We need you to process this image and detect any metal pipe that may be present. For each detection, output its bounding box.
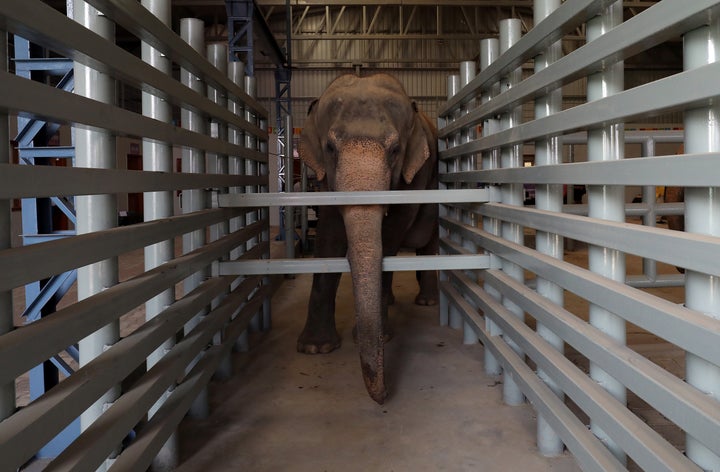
[479,37,503,376]
[180,17,210,420]
[244,75,263,332]
[140,0,178,468]
[459,61,479,345]
[683,21,720,471]
[499,18,525,407]
[0,30,13,423]
[586,1,626,464]
[72,1,119,469]
[206,42,233,381]
[445,74,462,331]
[227,60,250,352]
[533,0,563,457]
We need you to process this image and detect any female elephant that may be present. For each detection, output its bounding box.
[297,73,439,404]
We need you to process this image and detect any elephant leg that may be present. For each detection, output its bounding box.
[297,205,346,354]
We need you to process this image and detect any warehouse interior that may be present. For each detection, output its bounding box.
[1,1,719,471]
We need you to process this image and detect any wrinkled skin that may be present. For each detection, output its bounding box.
[297,74,439,404]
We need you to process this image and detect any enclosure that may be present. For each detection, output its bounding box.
[1,0,720,471]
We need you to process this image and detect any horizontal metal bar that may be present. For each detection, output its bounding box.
[439,0,720,136]
[0,223,267,386]
[626,274,685,289]
[219,189,488,207]
[17,146,75,159]
[80,0,267,118]
[0,0,268,137]
[439,0,614,115]
[0,208,251,292]
[440,153,719,187]
[482,268,720,456]
[440,281,626,472]
[42,276,263,472]
[441,60,720,160]
[0,71,267,163]
[443,273,702,471]
[477,203,720,277]
[219,254,490,275]
[0,164,266,199]
[440,216,720,368]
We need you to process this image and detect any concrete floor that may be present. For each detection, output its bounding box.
[175,268,582,472]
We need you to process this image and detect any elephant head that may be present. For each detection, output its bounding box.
[299,74,433,403]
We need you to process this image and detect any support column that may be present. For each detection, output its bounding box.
[586,2,626,464]
[445,74,462,330]
[683,21,720,471]
[141,0,177,468]
[533,0,564,456]
[244,75,263,332]
[498,18,525,407]
[180,17,210,419]
[73,2,120,469]
[479,37,503,377]
[459,61,480,346]
[0,30,14,424]
[227,61,250,352]
[207,42,233,381]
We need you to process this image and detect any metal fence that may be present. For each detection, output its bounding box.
[438,0,720,470]
[0,0,274,470]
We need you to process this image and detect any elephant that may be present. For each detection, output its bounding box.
[297,73,439,404]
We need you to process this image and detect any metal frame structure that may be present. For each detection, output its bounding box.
[437,0,720,470]
[0,0,273,470]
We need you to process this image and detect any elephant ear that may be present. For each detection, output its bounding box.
[300,99,326,181]
[402,104,435,184]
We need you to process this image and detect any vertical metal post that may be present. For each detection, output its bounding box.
[227,61,250,352]
[641,138,658,283]
[0,30,13,424]
[446,74,463,331]
[244,75,263,332]
[586,2,626,463]
[479,37,503,376]
[438,76,458,328]
[180,17,210,419]
[498,18,525,407]
[533,0,564,456]
[683,22,720,471]
[140,0,178,468]
[73,1,120,468]
[207,42,233,381]
[459,61,480,345]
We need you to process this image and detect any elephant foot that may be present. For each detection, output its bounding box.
[415,292,438,306]
[297,329,341,354]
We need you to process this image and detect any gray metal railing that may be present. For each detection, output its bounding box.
[0,0,273,470]
[438,0,720,470]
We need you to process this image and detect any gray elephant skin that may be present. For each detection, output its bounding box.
[297,73,439,404]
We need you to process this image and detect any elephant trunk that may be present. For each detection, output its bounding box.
[341,204,387,404]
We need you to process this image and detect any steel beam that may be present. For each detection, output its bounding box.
[219,189,487,207]
[219,254,490,275]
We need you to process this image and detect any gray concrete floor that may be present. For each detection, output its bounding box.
[175,268,582,472]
